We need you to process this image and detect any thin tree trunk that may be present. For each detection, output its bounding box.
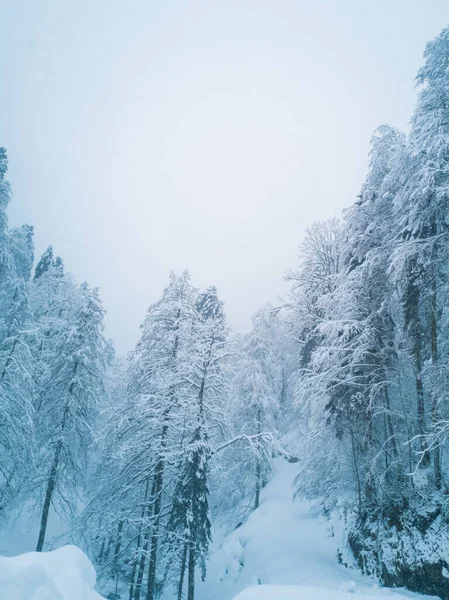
[36,398,71,552]
[407,267,429,464]
[134,529,149,600]
[430,270,441,488]
[350,428,362,518]
[254,459,261,511]
[36,364,77,552]
[146,327,179,600]
[1,336,18,379]
[431,393,442,489]
[129,480,150,600]
[383,411,389,474]
[254,406,262,511]
[397,366,415,481]
[128,556,138,600]
[177,543,188,600]
[383,382,398,478]
[112,518,124,583]
[97,539,107,563]
[187,543,195,600]
[36,437,63,551]
[104,536,114,563]
[415,345,429,463]
[135,476,159,600]
[145,450,165,600]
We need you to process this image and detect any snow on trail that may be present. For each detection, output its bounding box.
[196,458,437,600]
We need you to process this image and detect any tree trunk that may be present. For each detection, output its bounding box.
[177,543,188,600]
[415,343,429,463]
[432,393,442,489]
[1,336,18,379]
[254,459,261,511]
[430,263,442,488]
[36,437,63,551]
[406,262,429,464]
[146,331,178,600]
[36,365,77,552]
[134,528,149,600]
[187,543,195,600]
[128,558,138,600]
[145,452,165,600]
[112,518,124,582]
[129,480,150,600]
[97,539,107,563]
[254,406,262,511]
[384,384,398,459]
[350,428,362,518]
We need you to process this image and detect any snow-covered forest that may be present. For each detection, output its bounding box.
[3,22,449,600]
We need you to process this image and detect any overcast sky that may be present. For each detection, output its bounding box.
[0,1,448,353]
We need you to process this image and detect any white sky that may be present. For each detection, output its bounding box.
[1,1,448,353]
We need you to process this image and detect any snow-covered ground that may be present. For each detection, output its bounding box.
[232,586,436,600]
[0,459,438,600]
[195,459,437,600]
[0,545,104,599]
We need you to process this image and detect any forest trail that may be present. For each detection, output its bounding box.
[194,458,435,600]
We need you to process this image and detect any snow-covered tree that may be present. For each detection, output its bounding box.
[232,306,282,511]
[167,287,228,600]
[34,282,107,551]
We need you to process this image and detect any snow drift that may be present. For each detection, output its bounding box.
[0,545,104,600]
[232,586,432,600]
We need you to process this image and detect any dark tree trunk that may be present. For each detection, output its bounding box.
[177,543,188,600]
[129,480,150,600]
[128,558,138,600]
[145,451,165,600]
[405,259,429,463]
[350,427,362,518]
[145,330,178,600]
[432,393,442,489]
[383,382,398,464]
[187,543,195,600]
[36,437,63,551]
[415,348,429,463]
[36,366,76,552]
[97,539,107,563]
[254,406,262,511]
[1,336,18,379]
[134,528,149,600]
[430,261,442,488]
[112,518,124,581]
[254,459,261,510]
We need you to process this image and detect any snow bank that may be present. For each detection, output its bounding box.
[232,585,429,600]
[0,545,104,599]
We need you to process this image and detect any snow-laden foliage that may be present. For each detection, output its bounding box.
[0,150,110,552]
[285,25,449,599]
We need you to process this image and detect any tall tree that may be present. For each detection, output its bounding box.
[168,287,228,600]
[35,283,107,550]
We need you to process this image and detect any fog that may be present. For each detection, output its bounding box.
[1,0,447,352]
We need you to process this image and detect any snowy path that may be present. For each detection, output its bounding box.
[195,459,436,600]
